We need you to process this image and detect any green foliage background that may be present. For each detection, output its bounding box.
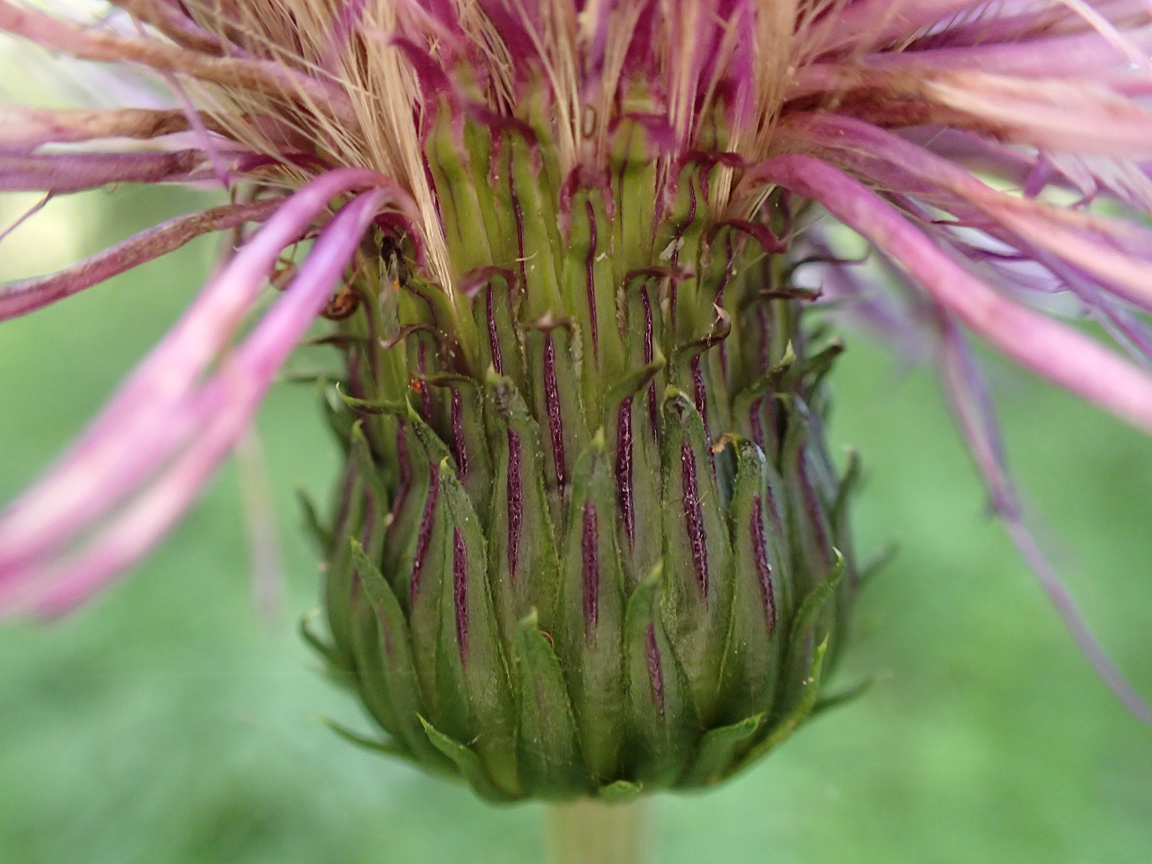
[1,186,1149,864]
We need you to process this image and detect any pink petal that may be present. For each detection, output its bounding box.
[815,0,993,54]
[939,323,1150,722]
[927,72,1152,158]
[0,198,282,321]
[0,150,205,192]
[0,0,354,122]
[0,168,405,578]
[786,114,1152,310]
[752,154,1152,434]
[2,189,387,617]
[0,106,196,150]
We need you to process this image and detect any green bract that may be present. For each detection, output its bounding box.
[307,109,860,802]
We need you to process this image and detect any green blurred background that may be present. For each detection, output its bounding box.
[1,180,1150,864]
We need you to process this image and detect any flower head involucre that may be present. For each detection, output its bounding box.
[2,0,1151,798]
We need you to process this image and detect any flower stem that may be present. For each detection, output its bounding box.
[545,798,651,864]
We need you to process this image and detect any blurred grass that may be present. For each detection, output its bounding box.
[0,187,1150,864]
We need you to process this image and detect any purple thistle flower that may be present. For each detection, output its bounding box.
[1,0,1151,737]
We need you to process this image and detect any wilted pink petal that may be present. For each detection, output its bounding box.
[1044,153,1152,212]
[0,198,283,321]
[0,169,404,577]
[0,191,50,244]
[109,0,240,57]
[939,323,1151,722]
[788,114,1152,304]
[0,0,354,120]
[0,150,206,192]
[1,189,387,616]
[821,22,1152,75]
[0,105,199,150]
[815,0,980,53]
[235,426,285,623]
[926,73,1152,158]
[753,154,1152,434]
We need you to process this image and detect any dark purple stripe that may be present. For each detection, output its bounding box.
[584,199,600,360]
[646,386,659,442]
[582,500,600,644]
[360,492,377,548]
[347,353,367,401]
[692,357,718,481]
[642,287,658,439]
[508,148,529,293]
[765,397,780,448]
[410,463,440,607]
[486,285,504,374]
[691,356,709,442]
[543,334,568,490]
[506,428,523,583]
[397,424,412,488]
[450,387,468,482]
[615,397,635,547]
[680,441,709,599]
[453,527,469,663]
[798,456,832,553]
[642,285,655,364]
[751,495,778,634]
[714,233,736,306]
[763,480,787,544]
[646,623,665,721]
[749,397,766,450]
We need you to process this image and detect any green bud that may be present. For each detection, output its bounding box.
[308,113,861,802]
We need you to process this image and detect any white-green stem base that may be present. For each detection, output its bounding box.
[545,798,651,864]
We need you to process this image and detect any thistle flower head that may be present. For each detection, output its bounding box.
[3,0,1152,797]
